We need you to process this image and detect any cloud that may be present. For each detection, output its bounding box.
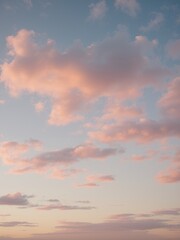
[140,12,164,32]
[88,0,107,20]
[34,101,44,112]
[166,40,180,60]
[50,168,83,180]
[38,203,95,211]
[0,221,36,227]
[0,192,33,206]
[114,0,140,16]
[156,150,180,184]
[0,210,180,240]
[159,77,180,120]
[0,139,42,165]
[153,208,180,216]
[0,140,117,176]
[157,166,180,183]
[89,118,180,143]
[77,174,114,188]
[0,100,5,105]
[0,28,168,125]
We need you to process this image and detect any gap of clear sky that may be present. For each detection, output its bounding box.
[0,0,180,239]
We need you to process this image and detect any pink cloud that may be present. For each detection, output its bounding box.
[0,28,168,125]
[100,102,143,123]
[115,0,140,16]
[132,150,157,162]
[77,174,114,188]
[166,39,180,60]
[89,119,180,143]
[88,0,107,20]
[50,168,83,180]
[0,192,33,206]
[0,139,42,165]
[0,140,117,176]
[34,101,44,112]
[159,77,180,120]
[156,150,180,184]
[157,167,180,183]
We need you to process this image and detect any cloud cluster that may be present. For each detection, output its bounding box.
[0,28,168,125]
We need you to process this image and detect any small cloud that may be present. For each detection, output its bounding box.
[140,12,164,32]
[38,203,95,211]
[0,99,5,105]
[34,101,44,112]
[115,0,140,17]
[0,221,37,227]
[166,39,180,60]
[77,174,115,188]
[89,0,107,20]
[0,192,33,206]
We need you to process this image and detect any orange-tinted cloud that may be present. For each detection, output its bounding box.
[0,28,168,125]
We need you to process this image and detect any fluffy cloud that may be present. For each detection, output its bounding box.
[88,0,107,20]
[0,192,33,206]
[0,28,168,125]
[115,0,140,16]
[0,139,42,165]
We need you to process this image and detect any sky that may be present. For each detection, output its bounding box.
[0,0,180,239]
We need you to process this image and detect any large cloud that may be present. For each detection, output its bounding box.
[0,140,117,176]
[0,28,168,125]
[89,118,180,143]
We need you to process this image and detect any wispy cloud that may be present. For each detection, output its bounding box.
[77,174,115,188]
[0,140,117,177]
[0,221,36,227]
[140,12,164,32]
[114,0,140,16]
[38,203,95,211]
[88,0,107,20]
[166,39,180,60]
